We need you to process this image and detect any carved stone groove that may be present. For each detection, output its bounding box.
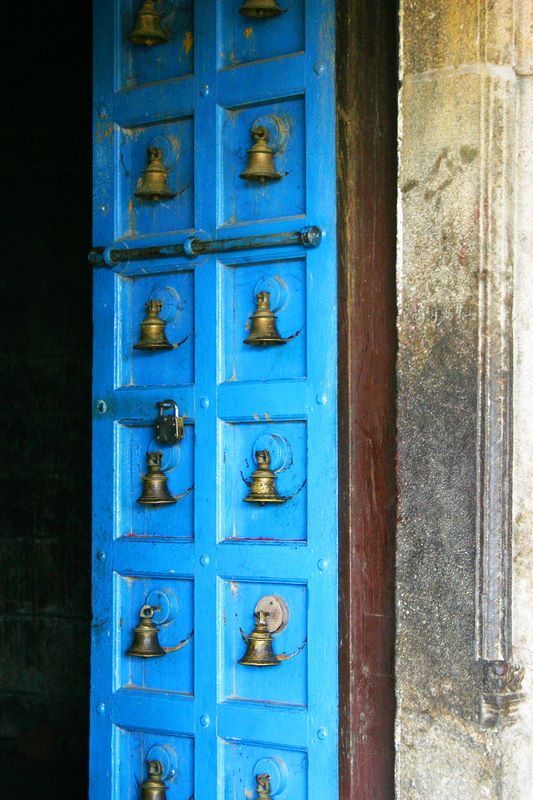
[475,73,522,723]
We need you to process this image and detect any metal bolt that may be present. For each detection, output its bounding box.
[96,703,106,715]
[200,554,210,566]
[316,394,328,405]
[200,84,209,97]
[97,400,107,414]
[317,727,328,740]
[200,397,209,409]
[314,61,326,75]
[317,559,328,571]
[200,714,210,727]
[96,550,106,562]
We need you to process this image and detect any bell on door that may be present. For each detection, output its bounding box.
[239,0,282,18]
[129,0,169,46]
[126,605,166,658]
[134,300,173,351]
[141,760,168,800]
[239,610,280,667]
[244,291,286,346]
[137,451,177,506]
[240,126,282,183]
[255,773,273,799]
[244,449,285,504]
[135,147,177,202]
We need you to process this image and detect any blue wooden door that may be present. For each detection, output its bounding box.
[90,2,337,798]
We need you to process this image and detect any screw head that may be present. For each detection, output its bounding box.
[200,397,209,409]
[317,727,328,740]
[96,703,106,715]
[200,554,210,566]
[96,550,106,562]
[200,84,209,97]
[316,394,328,406]
[200,714,210,728]
[317,558,328,571]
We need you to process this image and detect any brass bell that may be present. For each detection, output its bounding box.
[129,0,169,46]
[137,451,177,506]
[135,147,176,202]
[244,449,284,504]
[239,0,282,18]
[255,774,273,800]
[134,300,173,351]
[239,611,280,667]
[240,127,282,183]
[244,291,286,346]
[141,760,168,800]
[126,605,166,658]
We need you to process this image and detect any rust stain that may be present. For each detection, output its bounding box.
[244,26,254,39]
[128,198,136,235]
[183,31,193,54]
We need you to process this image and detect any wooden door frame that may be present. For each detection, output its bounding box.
[337,1,398,797]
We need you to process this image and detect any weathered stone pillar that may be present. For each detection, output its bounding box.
[397,2,533,797]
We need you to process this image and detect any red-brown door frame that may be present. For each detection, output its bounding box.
[337,1,398,798]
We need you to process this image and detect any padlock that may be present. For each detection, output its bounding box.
[154,400,184,446]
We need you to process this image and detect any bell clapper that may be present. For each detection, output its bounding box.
[240,126,282,183]
[141,759,169,800]
[129,0,169,47]
[244,291,287,346]
[239,0,283,18]
[135,146,177,202]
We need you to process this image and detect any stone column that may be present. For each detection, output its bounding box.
[397,2,533,797]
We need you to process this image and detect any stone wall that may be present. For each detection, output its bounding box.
[397,1,533,797]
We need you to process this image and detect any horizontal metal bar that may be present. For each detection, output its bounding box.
[88,226,322,267]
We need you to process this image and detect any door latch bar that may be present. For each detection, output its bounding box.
[88,225,322,267]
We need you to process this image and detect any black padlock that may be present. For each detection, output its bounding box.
[154,400,184,446]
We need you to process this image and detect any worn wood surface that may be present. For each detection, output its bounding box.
[336,1,397,797]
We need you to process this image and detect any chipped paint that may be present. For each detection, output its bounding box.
[244,26,254,39]
[183,31,193,54]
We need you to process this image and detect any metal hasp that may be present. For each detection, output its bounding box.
[244,449,285,504]
[240,126,282,182]
[154,400,184,446]
[244,291,286,346]
[239,611,280,667]
[134,300,173,351]
[126,605,166,658]
[137,451,177,506]
[141,760,168,800]
[240,0,282,18]
[135,147,176,202]
[255,774,273,799]
[88,225,322,266]
[129,0,169,46]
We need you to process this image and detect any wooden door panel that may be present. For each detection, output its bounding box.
[91,2,337,797]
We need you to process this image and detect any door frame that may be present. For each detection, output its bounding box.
[337,1,398,798]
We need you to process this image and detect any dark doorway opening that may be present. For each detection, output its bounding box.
[1,5,92,798]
